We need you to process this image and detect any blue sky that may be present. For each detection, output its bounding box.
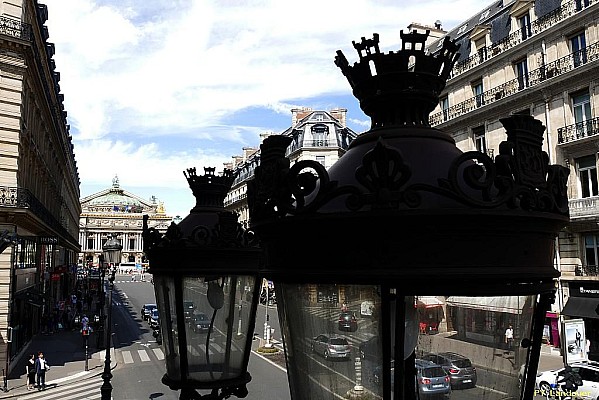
[43,0,486,218]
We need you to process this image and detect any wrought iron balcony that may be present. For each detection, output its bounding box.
[0,15,32,41]
[448,0,596,80]
[558,116,599,144]
[431,41,599,126]
[0,186,77,245]
[576,264,599,276]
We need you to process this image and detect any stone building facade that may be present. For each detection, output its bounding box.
[0,1,81,375]
[79,176,172,269]
[224,107,363,304]
[426,0,599,356]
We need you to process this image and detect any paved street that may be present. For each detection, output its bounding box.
[0,275,572,399]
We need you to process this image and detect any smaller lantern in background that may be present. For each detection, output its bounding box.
[143,167,263,400]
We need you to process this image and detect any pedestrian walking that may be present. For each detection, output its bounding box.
[504,324,514,350]
[25,354,36,390]
[35,351,50,390]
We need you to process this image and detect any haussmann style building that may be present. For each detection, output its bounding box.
[0,0,81,376]
[419,0,599,359]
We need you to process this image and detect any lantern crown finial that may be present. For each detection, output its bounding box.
[335,31,460,127]
[183,167,234,211]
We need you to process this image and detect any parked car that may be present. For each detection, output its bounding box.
[415,359,451,398]
[420,352,476,389]
[150,308,160,329]
[338,311,358,332]
[183,301,196,321]
[190,312,211,333]
[535,362,599,398]
[141,303,157,322]
[311,334,351,360]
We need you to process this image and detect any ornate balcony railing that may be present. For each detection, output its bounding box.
[304,140,330,147]
[576,264,599,276]
[0,15,32,41]
[449,0,597,79]
[430,41,599,126]
[569,196,599,219]
[558,116,599,144]
[0,186,77,245]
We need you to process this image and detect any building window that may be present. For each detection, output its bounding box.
[473,126,486,153]
[311,124,329,146]
[571,32,587,67]
[472,80,484,108]
[316,156,325,166]
[577,155,598,198]
[572,91,592,138]
[584,234,599,275]
[129,238,135,251]
[576,0,590,11]
[515,59,529,90]
[519,12,531,40]
[87,238,94,251]
[315,113,324,122]
[440,96,449,121]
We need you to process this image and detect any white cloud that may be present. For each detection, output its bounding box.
[43,0,485,214]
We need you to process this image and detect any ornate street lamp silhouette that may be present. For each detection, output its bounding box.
[247,31,569,400]
[143,167,262,400]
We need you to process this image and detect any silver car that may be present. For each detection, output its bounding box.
[415,359,451,398]
[311,334,351,360]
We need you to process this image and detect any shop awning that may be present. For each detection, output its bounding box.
[561,297,599,319]
[445,296,529,314]
[417,296,444,308]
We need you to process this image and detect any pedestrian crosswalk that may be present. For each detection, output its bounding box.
[21,376,104,400]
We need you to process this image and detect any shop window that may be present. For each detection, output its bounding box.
[129,238,135,251]
[87,238,94,251]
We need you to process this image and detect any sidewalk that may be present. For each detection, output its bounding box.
[0,328,117,399]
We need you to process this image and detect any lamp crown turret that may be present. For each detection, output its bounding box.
[335,31,460,127]
[184,167,234,211]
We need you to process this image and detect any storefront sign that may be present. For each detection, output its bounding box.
[38,237,59,244]
[570,282,599,298]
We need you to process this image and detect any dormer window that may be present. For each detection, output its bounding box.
[479,10,490,21]
[311,124,329,146]
[457,24,468,36]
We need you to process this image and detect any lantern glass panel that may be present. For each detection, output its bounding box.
[276,283,536,400]
[415,295,535,399]
[154,275,180,380]
[155,274,257,384]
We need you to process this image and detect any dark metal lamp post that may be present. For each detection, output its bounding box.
[143,167,262,400]
[247,31,570,400]
[101,234,122,400]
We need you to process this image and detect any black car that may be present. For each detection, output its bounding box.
[190,312,211,333]
[420,352,477,389]
[141,303,157,322]
[338,311,358,332]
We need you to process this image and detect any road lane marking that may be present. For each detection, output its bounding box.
[122,350,134,363]
[138,349,151,362]
[153,347,165,360]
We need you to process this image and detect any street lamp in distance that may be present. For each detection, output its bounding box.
[100,234,122,400]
